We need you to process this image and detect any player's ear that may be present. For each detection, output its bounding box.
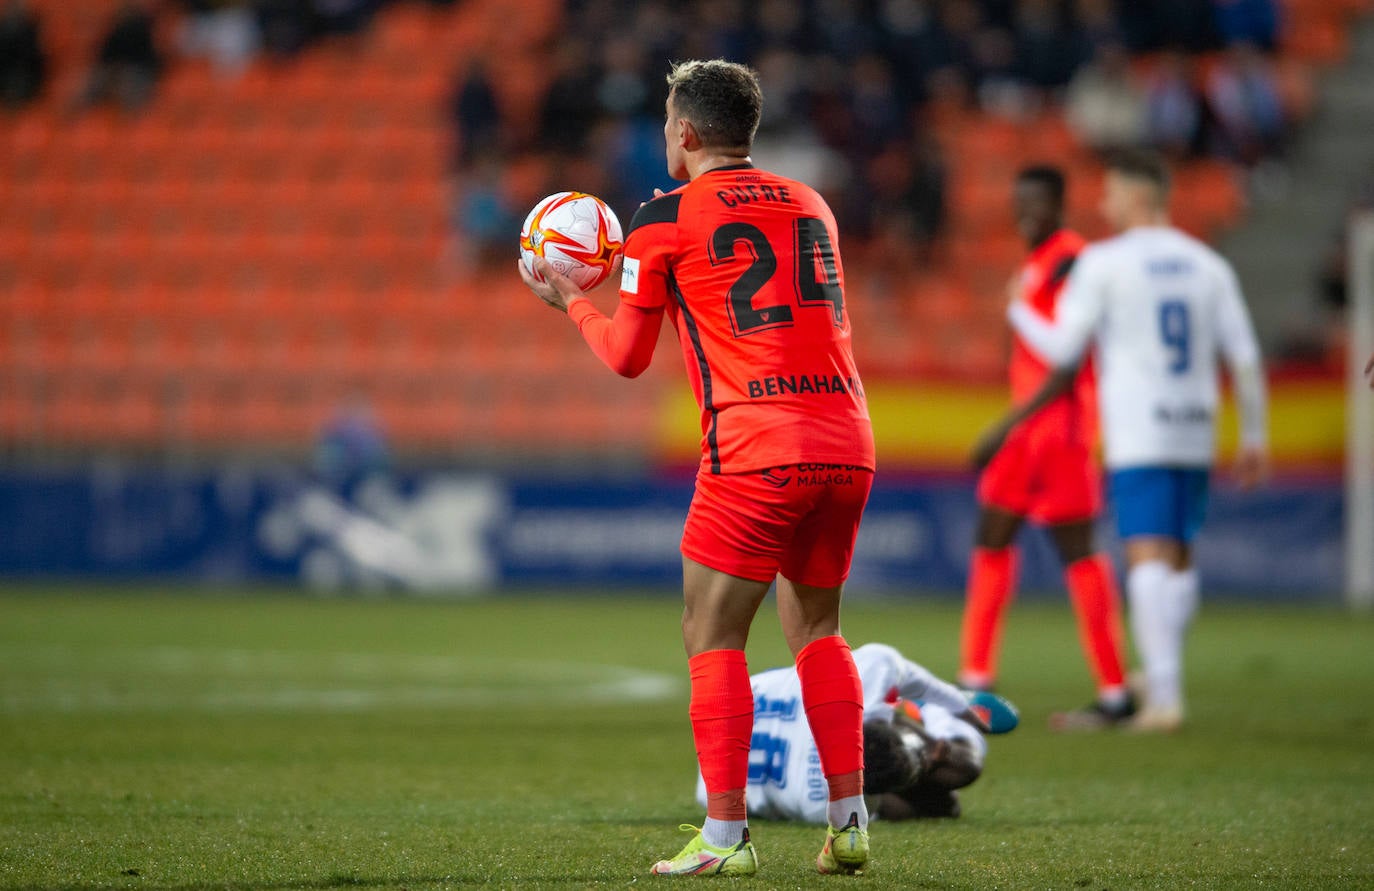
[678,118,702,152]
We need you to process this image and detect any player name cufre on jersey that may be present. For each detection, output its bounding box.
[746,374,866,399]
[715,179,795,207]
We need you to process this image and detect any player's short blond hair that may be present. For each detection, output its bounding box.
[665,59,762,150]
[1106,148,1172,202]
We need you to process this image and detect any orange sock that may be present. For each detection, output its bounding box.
[796,636,864,785]
[688,649,754,821]
[959,546,1019,687]
[1065,553,1127,692]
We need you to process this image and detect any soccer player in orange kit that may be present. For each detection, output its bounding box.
[963,167,1134,731]
[518,59,906,876]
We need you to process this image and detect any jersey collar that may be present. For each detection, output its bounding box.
[1029,228,1076,262]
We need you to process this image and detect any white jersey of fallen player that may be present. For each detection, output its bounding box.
[693,643,979,825]
[1010,225,1262,468]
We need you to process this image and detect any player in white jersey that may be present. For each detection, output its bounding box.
[973,149,1268,732]
[694,643,1015,823]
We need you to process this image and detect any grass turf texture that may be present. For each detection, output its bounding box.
[1,590,1371,890]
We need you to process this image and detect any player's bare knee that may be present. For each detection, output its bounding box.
[975,508,1023,550]
[776,578,843,655]
[1050,521,1095,565]
[1124,536,1183,569]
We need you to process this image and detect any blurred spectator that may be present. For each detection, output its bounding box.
[878,134,947,252]
[450,58,502,171]
[75,1,164,113]
[751,49,844,195]
[0,0,45,108]
[311,0,378,38]
[1117,0,1218,53]
[1160,0,1222,50]
[806,55,859,153]
[178,0,261,79]
[598,114,677,214]
[691,0,754,62]
[753,45,812,139]
[968,20,1025,117]
[594,36,656,120]
[1065,42,1147,153]
[877,0,945,107]
[755,0,810,55]
[257,0,313,57]
[448,150,521,270]
[1144,49,1204,159]
[629,1,684,66]
[1212,0,1279,52]
[445,0,1309,268]
[1071,0,1123,49]
[814,0,879,63]
[1205,42,1285,165]
[922,0,984,105]
[538,39,602,154]
[1013,0,1080,91]
[849,53,908,157]
[314,398,390,490]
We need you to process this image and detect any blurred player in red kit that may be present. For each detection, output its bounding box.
[519,60,878,876]
[963,167,1133,730]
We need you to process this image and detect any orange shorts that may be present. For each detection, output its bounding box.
[681,463,874,587]
[977,419,1100,525]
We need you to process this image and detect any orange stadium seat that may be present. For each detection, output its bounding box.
[6,0,1360,452]
[1284,18,1348,64]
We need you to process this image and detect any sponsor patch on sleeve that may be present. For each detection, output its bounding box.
[620,256,640,294]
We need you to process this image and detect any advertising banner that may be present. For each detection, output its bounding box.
[0,467,1343,599]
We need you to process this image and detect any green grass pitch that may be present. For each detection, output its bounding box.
[1,589,1371,889]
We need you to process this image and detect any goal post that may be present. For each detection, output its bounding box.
[1347,212,1374,611]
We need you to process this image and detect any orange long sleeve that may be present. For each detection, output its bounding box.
[567,297,664,378]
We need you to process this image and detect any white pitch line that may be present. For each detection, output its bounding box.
[0,646,685,714]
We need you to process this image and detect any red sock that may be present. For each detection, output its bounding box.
[959,546,1019,687]
[796,635,864,792]
[1065,553,1127,691]
[688,649,754,821]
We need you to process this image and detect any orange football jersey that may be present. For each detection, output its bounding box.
[619,165,874,474]
[1009,228,1097,446]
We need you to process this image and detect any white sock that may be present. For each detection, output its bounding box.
[701,816,746,849]
[1127,560,1177,711]
[1098,684,1130,708]
[828,794,868,832]
[1159,566,1199,710]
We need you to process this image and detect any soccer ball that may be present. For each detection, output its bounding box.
[519,192,624,291]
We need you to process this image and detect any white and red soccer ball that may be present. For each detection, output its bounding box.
[519,191,624,291]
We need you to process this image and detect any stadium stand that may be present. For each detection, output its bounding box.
[1,0,1369,457]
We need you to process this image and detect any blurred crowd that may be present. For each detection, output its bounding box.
[0,0,460,111]
[449,0,1296,267]
[0,0,1301,268]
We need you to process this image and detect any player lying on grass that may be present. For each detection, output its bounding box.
[694,643,1016,824]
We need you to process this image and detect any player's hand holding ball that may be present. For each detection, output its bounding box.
[518,191,623,312]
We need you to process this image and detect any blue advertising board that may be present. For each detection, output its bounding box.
[0,466,1345,598]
